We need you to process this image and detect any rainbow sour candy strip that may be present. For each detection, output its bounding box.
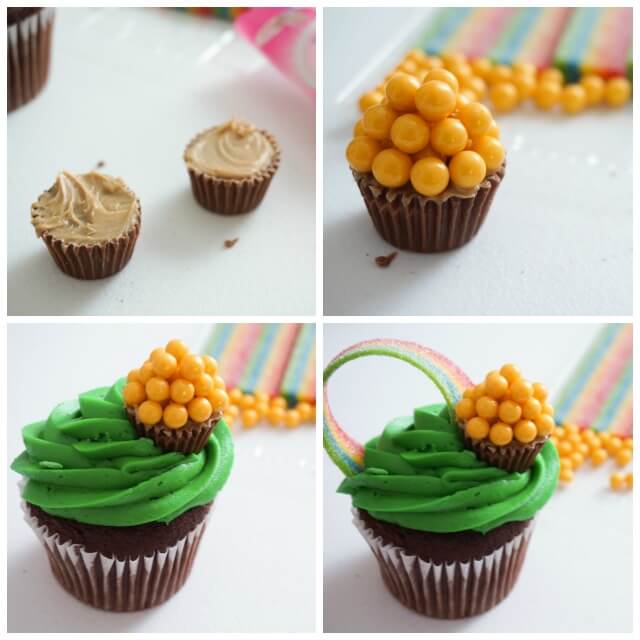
[554,324,632,437]
[281,323,316,407]
[323,339,473,477]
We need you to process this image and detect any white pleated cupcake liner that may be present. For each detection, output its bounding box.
[353,509,534,619]
[22,502,210,612]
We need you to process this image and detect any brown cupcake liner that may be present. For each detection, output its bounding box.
[127,406,222,454]
[8,8,55,113]
[463,432,549,473]
[23,502,209,612]
[353,162,505,253]
[353,509,534,619]
[185,129,281,215]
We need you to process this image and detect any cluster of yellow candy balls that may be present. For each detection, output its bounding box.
[360,49,632,118]
[348,63,504,197]
[552,424,633,491]
[455,364,554,446]
[224,389,316,430]
[123,340,229,429]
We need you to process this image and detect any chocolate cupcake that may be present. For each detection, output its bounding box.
[123,339,229,455]
[347,72,505,252]
[31,171,141,279]
[184,119,280,214]
[11,377,233,611]
[455,364,556,472]
[323,339,559,619]
[8,8,55,112]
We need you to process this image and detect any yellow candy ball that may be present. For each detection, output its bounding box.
[500,364,521,383]
[396,59,418,75]
[425,68,459,92]
[513,61,537,76]
[146,377,170,403]
[127,369,139,383]
[441,52,467,67]
[296,402,313,421]
[284,409,301,428]
[239,394,255,409]
[485,120,500,139]
[271,396,287,409]
[533,81,561,110]
[163,403,188,429]
[487,64,513,85]
[455,397,476,420]
[490,82,519,112]
[412,145,445,162]
[470,136,505,172]
[536,413,556,437]
[430,118,469,156]
[228,388,242,404]
[576,442,590,457]
[476,396,498,420]
[423,56,444,70]
[353,119,366,137]
[449,150,486,189]
[194,373,214,397]
[123,381,146,406]
[514,419,537,443]
[363,103,399,141]
[223,413,235,427]
[460,88,478,102]
[385,73,421,112]
[346,136,382,173]
[390,113,430,153]
[241,408,260,428]
[485,371,509,399]
[137,400,163,426]
[498,400,522,425]
[152,350,178,379]
[212,376,226,390]
[559,468,574,484]
[557,441,573,457]
[372,149,412,188]
[624,473,633,489]
[538,68,564,85]
[471,57,492,79]
[415,80,457,122]
[267,405,285,426]
[512,72,537,100]
[466,416,490,439]
[202,355,218,376]
[510,379,533,403]
[448,61,473,84]
[455,92,471,113]
[209,388,230,412]
[560,84,587,114]
[188,397,213,423]
[610,472,624,490]
[165,339,189,361]
[255,401,269,418]
[463,75,487,100]
[615,449,632,467]
[490,422,513,446]
[532,383,548,402]
[622,437,633,450]
[522,397,542,421]
[580,74,604,105]
[170,378,195,404]
[471,382,487,401]
[560,457,573,471]
[604,77,631,107]
[570,451,584,468]
[226,403,239,418]
[138,361,155,385]
[179,354,205,382]
[410,157,450,196]
[458,101,492,138]
[359,90,384,113]
[542,402,554,416]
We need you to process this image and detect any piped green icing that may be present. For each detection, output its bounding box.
[11,379,233,526]
[338,403,558,534]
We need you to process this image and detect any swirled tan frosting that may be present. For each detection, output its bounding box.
[184,120,275,178]
[31,171,139,245]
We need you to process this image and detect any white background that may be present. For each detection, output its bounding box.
[323,8,632,316]
[7,323,315,632]
[323,323,632,632]
[7,8,315,316]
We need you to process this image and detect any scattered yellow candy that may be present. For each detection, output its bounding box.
[490,82,519,112]
[296,402,313,422]
[610,472,624,490]
[604,77,631,107]
[625,473,633,489]
[488,65,513,85]
[267,405,285,426]
[241,408,259,428]
[615,449,632,467]
[538,67,564,85]
[559,468,574,484]
[284,409,301,428]
[228,388,243,404]
[512,72,536,99]
[533,81,561,110]
[580,74,604,105]
[560,84,587,114]
[471,57,492,79]
[591,448,608,466]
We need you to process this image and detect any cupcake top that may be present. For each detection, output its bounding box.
[184,119,275,178]
[31,171,139,245]
[11,379,233,526]
[338,403,558,534]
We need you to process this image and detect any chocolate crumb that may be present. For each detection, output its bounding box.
[375,251,398,267]
[94,160,105,169]
[224,238,239,249]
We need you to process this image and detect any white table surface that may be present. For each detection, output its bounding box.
[323,323,632,632]
[7,323,315,633]
[8,8,315,316]
[323,8,632,316]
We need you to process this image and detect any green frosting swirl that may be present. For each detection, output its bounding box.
[11,379,233,526]
[338,403,558,534]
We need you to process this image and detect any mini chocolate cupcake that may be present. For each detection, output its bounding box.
[31,171,141,279]
[184,119,280,214]
[8,8,55,112]
[347,72,505,252]
[123,339,229,454]
[455,364,556,472]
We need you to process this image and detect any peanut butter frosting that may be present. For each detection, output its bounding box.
[184,120,275,178]
[31,171,139,245]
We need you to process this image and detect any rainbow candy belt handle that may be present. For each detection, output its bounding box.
[323,339,473,477]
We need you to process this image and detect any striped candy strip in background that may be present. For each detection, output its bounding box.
[205,323,316,407]
[554,324,632,438]
[417,7,632,78]
[171,7,246,20]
